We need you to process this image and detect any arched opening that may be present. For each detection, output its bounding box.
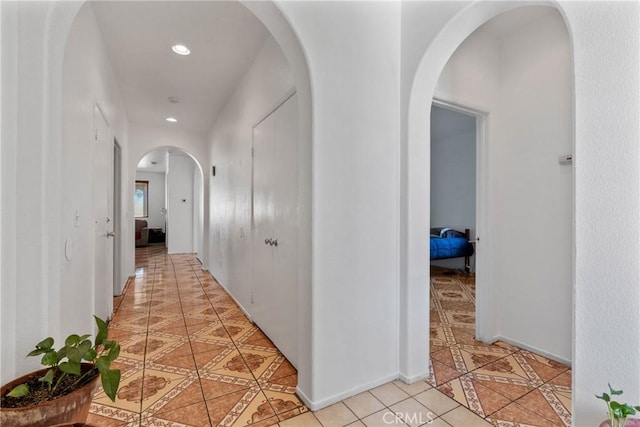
[49,0,313,420]
[134,147,204,259]
[403,1,574,424]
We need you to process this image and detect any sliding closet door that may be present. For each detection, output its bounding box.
[251,93,299,366]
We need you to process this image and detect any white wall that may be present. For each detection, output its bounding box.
[60,2,131,337]
[167,154,195,254]
[208,35,293,311]
[0,1,131,383]
[278,1,402,407]
[135,171,166,231]
[430,105,476,270]
[193,165,203,261]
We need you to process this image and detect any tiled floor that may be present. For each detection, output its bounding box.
[428,267,572,426]
[89,247,571,426]
[88,245,307,426]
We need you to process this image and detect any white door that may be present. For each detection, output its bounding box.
[270,94,298,364]
[252,93,299,366]
[252,111,275,330]
[93,105,114,321]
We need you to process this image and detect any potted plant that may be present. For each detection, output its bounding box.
[0,316,121,427]
[597,384,640,427]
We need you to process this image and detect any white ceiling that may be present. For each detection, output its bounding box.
[92,1,269,133]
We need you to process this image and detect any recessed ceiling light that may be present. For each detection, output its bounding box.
[171,44,190,55]
[166,117,178,123]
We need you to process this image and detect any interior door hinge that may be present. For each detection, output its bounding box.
[95,129,98,141]
[251,147,254,158]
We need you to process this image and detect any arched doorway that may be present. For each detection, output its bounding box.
[134,147,204,259]
[401,0,575,413]
[41,0,314,404]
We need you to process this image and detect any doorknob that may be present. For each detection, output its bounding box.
[271,238,278,247]
[107,231,116,238]
[265,238,272,245]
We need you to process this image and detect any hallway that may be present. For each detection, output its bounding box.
[88,246,307,426]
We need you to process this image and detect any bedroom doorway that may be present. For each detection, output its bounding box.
[423,6,574,424]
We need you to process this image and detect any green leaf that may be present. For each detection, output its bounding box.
[66,347,83,363]
[609,384,624,396]
[634,406,640,411]
[96,356,110,373]
[59,360,81,376]
[65,334,80,346]
[103,340,116,350]
[41,350,59,366]
[83,348,97,362]
[596,393,611,402]
[27,348,47,357]
[37,337,54,350]
[7,384,29,398]
[38,369,55,386]
[77,340,92,355]
[107,343,120,362]
[78,334,91,342]
[57,347,68,359]
[101,369,121,402]
[94,316,108,346]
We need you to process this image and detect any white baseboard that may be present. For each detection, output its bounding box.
[398,370,429,384]
[299,373,399,411]
[209,273,253,323]
[497,335,572,367]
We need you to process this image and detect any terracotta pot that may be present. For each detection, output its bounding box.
[0,365,99,427]
[599,419,640,427]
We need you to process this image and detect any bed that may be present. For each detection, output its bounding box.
[430,227,475,272]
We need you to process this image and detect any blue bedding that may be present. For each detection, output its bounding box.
[430,228,474,260]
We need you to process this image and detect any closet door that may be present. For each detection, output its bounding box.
[251,93,298,367]
[269,94,298,365]
[252,112,275,328]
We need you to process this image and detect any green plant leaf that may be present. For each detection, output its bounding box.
[7,384,29,398]
[41,350,59,366]
[77,340,92,355]
[38,369,55,386]
[65,334,80,346]
[609,384,624,396]
[57,347,68,358]
[634,406,640,411]
[83,348,97,362]
[78,334,91,342]
[94,316,108,346]
[59,360,81,376]
[66,347,83,363]
[27,348,47,357]
[103,340,116,350]
[596,393,611,402]
[37,337,54,350]
[101,369,121,402]
[96,356,110,373]
[107,343,120,362]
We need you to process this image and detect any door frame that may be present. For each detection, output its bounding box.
[113,138,123,295]
[431,98,491,342]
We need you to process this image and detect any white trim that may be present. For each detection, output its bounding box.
[211,273,254,323]
[253,87,297,129]
[297,373,399,411]
[398,371,429,385]
[498,335,572,367]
